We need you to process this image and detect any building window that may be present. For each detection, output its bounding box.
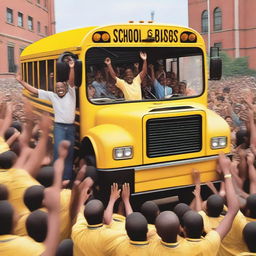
[8,46,15,73]
[37,0,40,4]
[214,42,222,50]
[45,26,48,35]
[6,8,13,24]
[44,0,48,8]
[37,21,41,33]
[28,16,33,30]
[18,12,23,27]
[214,7,222,31]
[201,10,208,33]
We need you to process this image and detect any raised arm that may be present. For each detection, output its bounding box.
[215,153,239,240]
[68,58,75,88]
[148,64,155,81]
[190,170,203,212]
[16,73,39,95]
[104,183,121,225]
[121,183,133,216]
[139,52,147,81]
[0,102,13,137]
[247,152,256,194]
[105,58,117,83]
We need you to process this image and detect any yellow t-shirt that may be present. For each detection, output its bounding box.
[149,238,192,256]
[238,253,256,256]
[106,213,126,232]
[246,216,256,223]
[113,238,150,256]
[0,136,9,154]
[185,230,221,256]
[0,234,45,256]
[59,189,72,240]
[199,210,248,256]
[72,212,125,256]
[116,75,142,100]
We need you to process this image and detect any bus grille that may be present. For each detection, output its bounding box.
[146,115,202,158]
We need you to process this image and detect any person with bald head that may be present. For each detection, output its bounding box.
[149,211,191,255]
[72,199,125,256]
[16,57,76,181]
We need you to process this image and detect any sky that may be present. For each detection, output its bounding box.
[55,0,188,33]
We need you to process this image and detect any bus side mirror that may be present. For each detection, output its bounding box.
[209,47,222,80]
[56,52,82,87]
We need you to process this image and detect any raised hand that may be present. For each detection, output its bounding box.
[247,152,255,166]
[110,183,121,202]
[121,183,130,203]
[140,52,147,60]
[104,57,111,65]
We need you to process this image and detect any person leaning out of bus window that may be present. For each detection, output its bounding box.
[104,52,147,101]
[15,59,76,181]
[179,80,197,97]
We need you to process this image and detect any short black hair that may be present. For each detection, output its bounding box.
[183,210,203,239]
[56,239,73,256]
[4,127,15,141]
[11,121,23,133]
[207,195,224,217]
[125,212,148,242]
[173,203,191,227]
[36,166,54,187]
[0,201,14,235]
[24,185,45,211]
[236,130,249,147]
[0,184,9,200]
[246,194,256,218]
[0,151,17,169]
[84,199,104,225]
[243,222,256,252]
[26,210,48,242]
[140,201,159,224]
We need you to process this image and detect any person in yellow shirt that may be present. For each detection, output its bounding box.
[56,239,73,256]
[149,211,190,256]
[104,51,147,101]
[183,153,239,256]
[113,212,151,256]
[0,150,17,170]
[72,199,125,256]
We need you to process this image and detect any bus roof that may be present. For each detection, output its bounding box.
[20,23,202,60]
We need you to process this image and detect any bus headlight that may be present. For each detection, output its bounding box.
[211,137,227,149]
[113,146,133,160]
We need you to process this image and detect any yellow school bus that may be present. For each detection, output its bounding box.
[20,22,230,205]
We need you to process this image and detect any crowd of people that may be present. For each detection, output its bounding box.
[1,73,256,255]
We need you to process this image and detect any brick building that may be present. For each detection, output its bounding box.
[188,0,256,69]
[0,0,55,77]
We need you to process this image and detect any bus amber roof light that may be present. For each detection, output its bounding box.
[189,33,196,42]
[93,33,101,42]
[180,33,188,42]
[102,33,110,42]
[148,20,154,23]
[139,20,144,23]
[128,21,134,23]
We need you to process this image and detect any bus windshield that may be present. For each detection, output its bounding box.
[86,47,204,104]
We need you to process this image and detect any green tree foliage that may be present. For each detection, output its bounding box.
[219,52,256,77]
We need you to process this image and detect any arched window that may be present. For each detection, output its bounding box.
[214,7,222,31]
[201,10,208,33]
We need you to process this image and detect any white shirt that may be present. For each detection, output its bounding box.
[38,86,76,124]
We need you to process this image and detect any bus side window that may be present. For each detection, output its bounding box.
[28,62,33,85]
[39,60,47,90]
[47,59,55,91]
[24,62,28,82]
[34,61,38,89]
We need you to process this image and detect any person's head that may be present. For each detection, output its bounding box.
[84,199,104,225]
[246,194,256,218]
[11,121,23,133]
[224,116,233,127]
[159,76,167,86]
[243,222,256,252]
[4,127,16,141]
[125,212,148,242]
[26,210,48,242]
[173,84,180,94]
[56,239,74,256]
[233,103,242,114]
[173,203,191,227]
[24,185,45,212]
[166,77,172,87]
[179,81,187,95]
[124,68,134,84]
[0,201,15,235]
[36,166,54,187]
[140,201,160,224]
[88,84,96,99]
[63,55,74,64]
[95,70,103,81]
[182,210,204,238]
[206,195,224,217]
[155,211,180,243]
[0,151,17,169]
[0,184,9,200]
[56,82,68,98]
[85,165,98,184]
[236,130,249,147]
